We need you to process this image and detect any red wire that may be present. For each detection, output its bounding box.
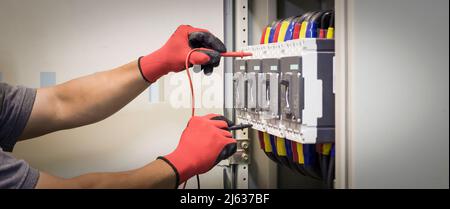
[185,49,198,117]
[181,48,200,189]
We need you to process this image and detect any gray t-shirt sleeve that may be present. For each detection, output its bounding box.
[0,83,36,151]
[0,82,39,189]
[0,148,39,189]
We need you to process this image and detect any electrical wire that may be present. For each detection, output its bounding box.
[182,48,201,189]
[185,49,198,117]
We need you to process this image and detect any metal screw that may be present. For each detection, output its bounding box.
[241,141,249,149]
[241,153,249,161]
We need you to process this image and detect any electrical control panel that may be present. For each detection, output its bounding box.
[228,5,337,188]
[233,38,335,144]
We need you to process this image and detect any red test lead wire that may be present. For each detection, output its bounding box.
[183,48,200,189]
[185,49,199,117]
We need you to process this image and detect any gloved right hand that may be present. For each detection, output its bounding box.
[158,114,237,187]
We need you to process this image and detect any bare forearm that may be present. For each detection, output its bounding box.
[21,60,149,139]
[36,159,176,189]
[53,60,149,126]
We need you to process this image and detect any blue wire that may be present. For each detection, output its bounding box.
[268,25,277,43]
[284,20,296,41]
[306,21,318,38]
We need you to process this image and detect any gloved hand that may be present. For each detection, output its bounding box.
[138,25,227,83]
[158,114,237,186]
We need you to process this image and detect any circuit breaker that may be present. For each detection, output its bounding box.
[233,59,247,118]
[246,59,262,121]
[280,56,303,129]
[260,59,280,122]
[233,39,335,144]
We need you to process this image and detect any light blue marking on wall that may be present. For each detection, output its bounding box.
[148,82,159,103]
[40,72,56,87]
[0,72,3,82]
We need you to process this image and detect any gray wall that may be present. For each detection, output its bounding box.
[347,0,449,188]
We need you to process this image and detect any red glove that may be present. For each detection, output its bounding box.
[138,25,226,83]
[158,114,237,186]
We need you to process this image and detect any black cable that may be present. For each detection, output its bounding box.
[327,156,335,189]
[196,174,200,189]
[321,11,333,29]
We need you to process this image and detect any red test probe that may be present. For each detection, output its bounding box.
[220,51,253,58]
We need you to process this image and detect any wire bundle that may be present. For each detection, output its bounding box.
[257,131,335,188]
[260,10,335,44]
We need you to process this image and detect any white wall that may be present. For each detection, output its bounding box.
[0,0,225,188]
[346,0,449,188]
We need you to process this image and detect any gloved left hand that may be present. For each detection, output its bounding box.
[157,114,237,186]
[138,25,227,83]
